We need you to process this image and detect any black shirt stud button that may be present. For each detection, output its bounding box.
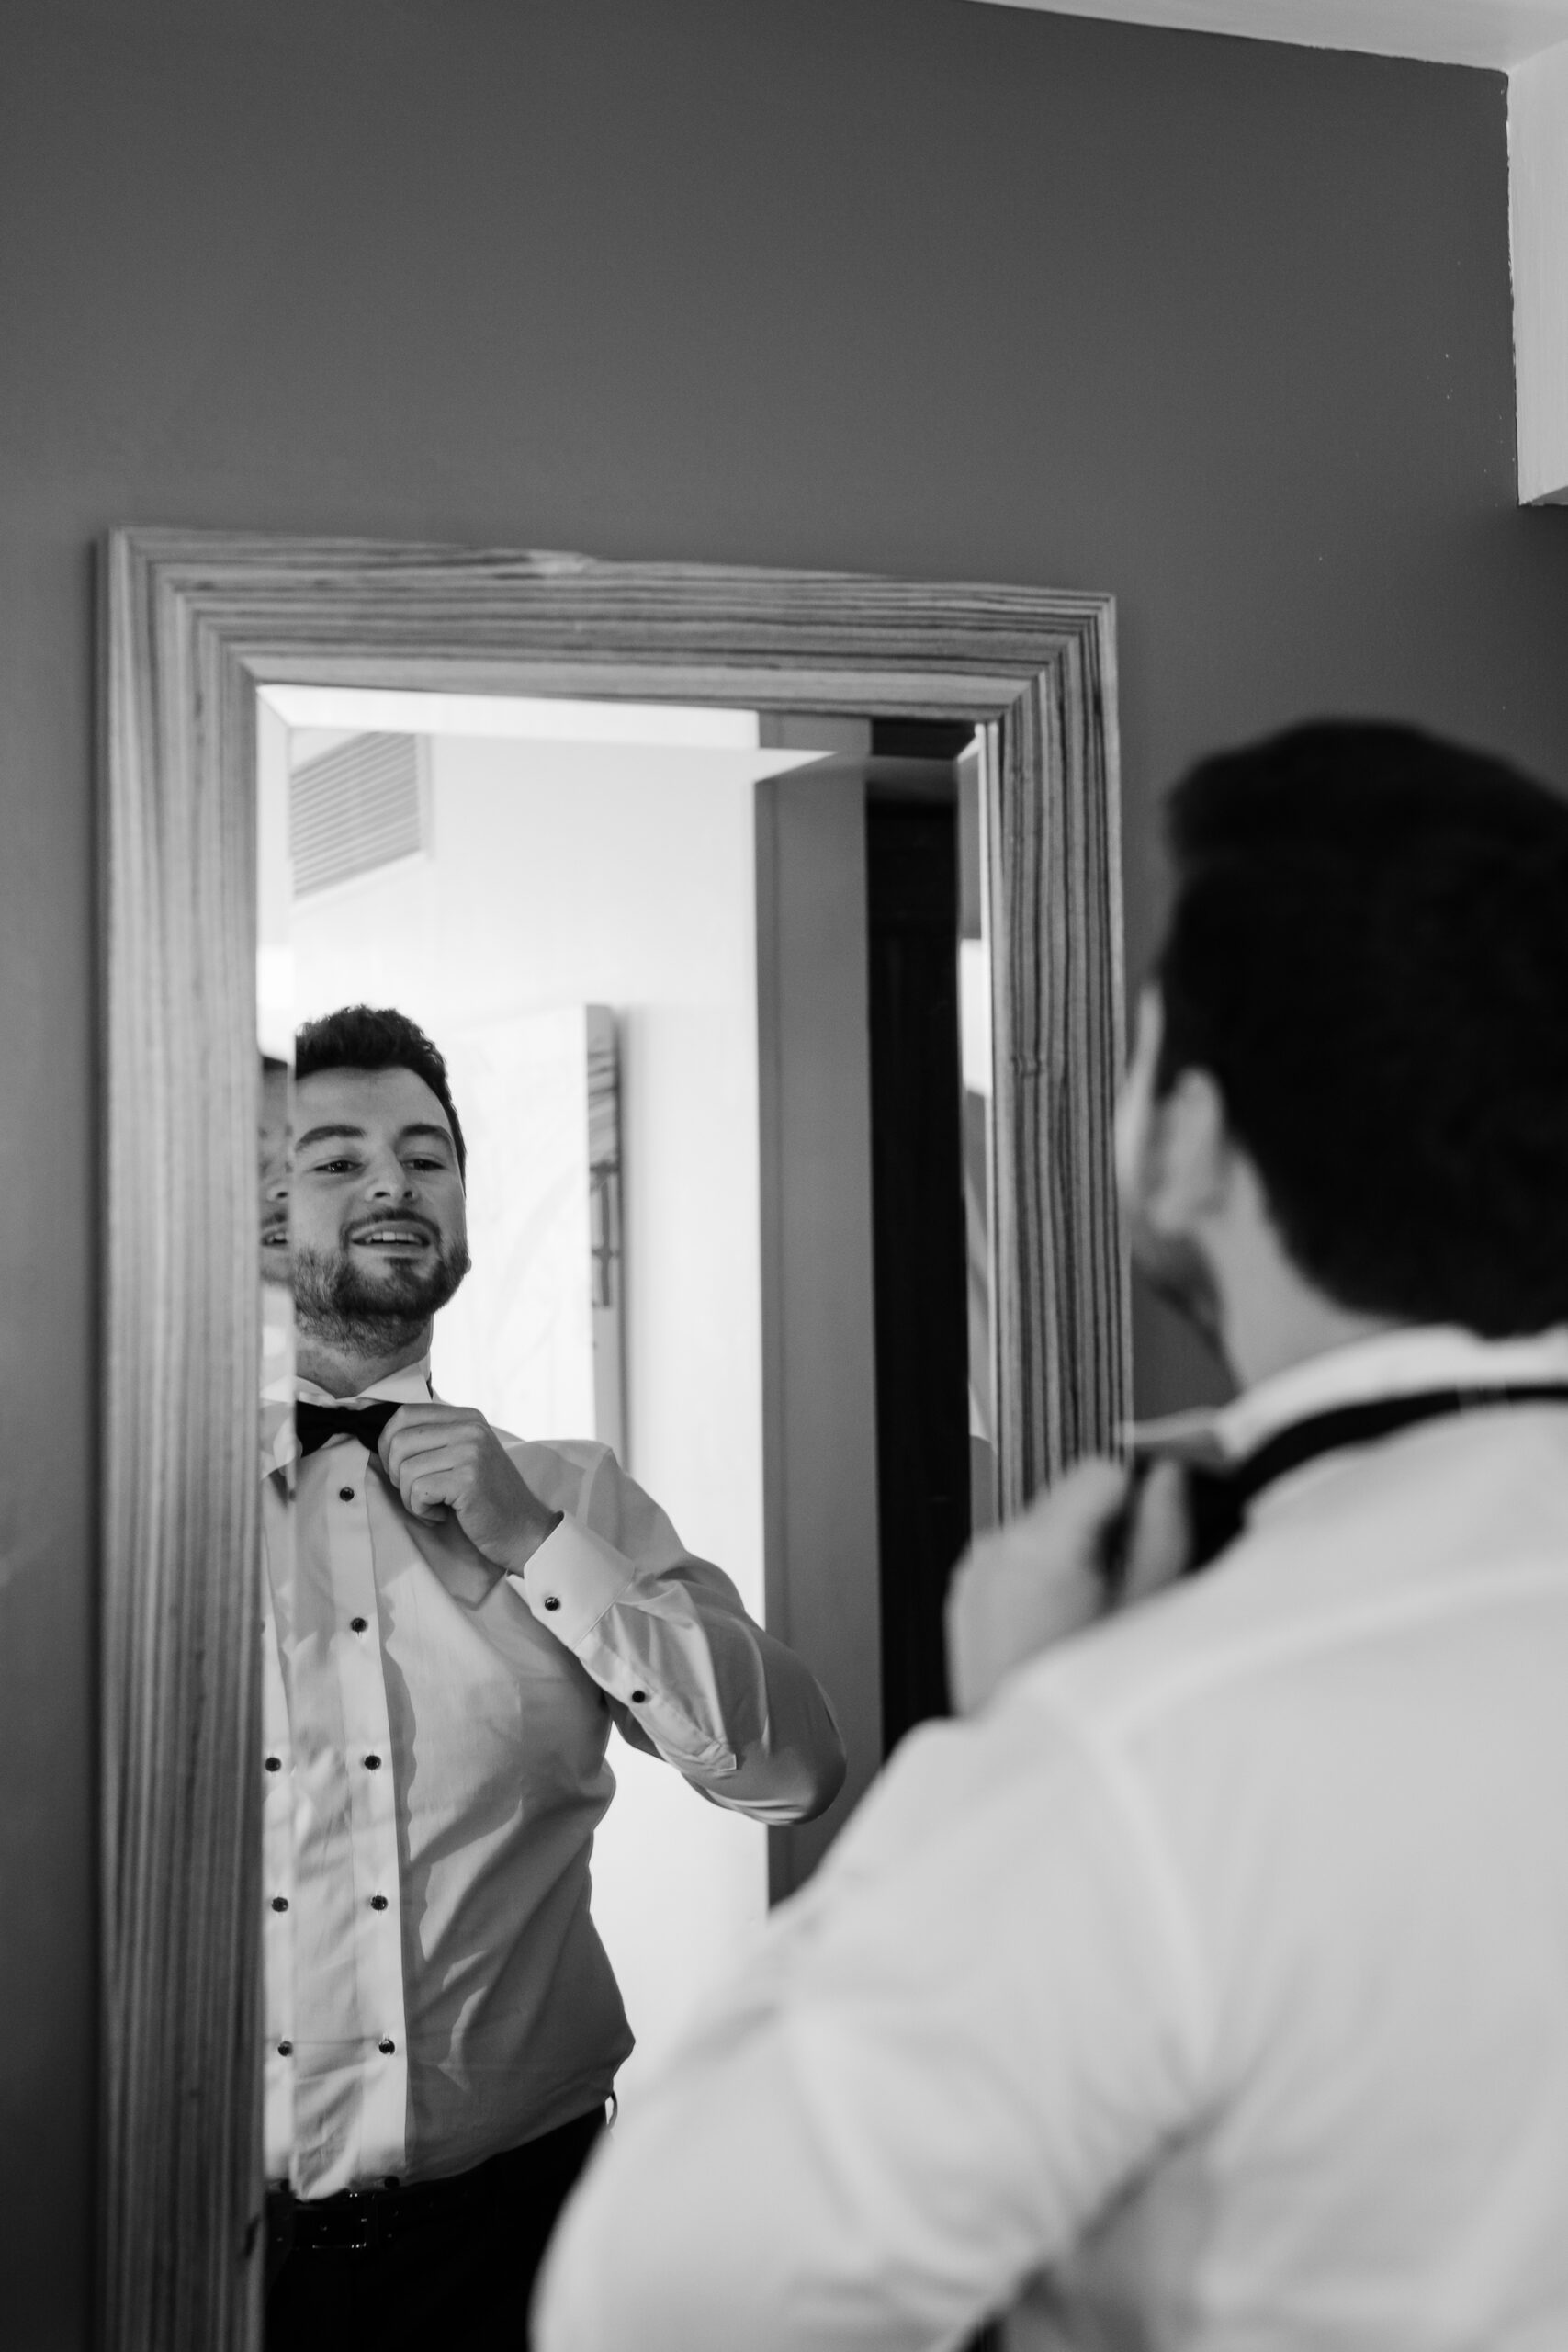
[378,2038,396,2056]
[364,1754,382,1770]
[543,1595,561,1611]
[370,1894,389,1911]
[339,1487,355,1502]
[630,1690,648,1703]
[265,1756,282,1771]
[350,1616,368,1634]
[276,2041,293,2057]
[271,1896,288,1912]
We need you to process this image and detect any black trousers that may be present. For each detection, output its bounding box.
[265,2109,604,2352]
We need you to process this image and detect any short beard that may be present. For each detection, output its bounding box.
[293,1237,471,1357]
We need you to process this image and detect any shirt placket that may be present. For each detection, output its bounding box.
[306,1439,411,2189]
[329,1439,411,2191]
[260,1472,298,2181]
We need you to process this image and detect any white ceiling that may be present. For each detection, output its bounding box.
[970,0,1568,69]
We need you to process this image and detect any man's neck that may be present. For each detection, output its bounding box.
[1206,1190,1404,1392]
[1228,1292,1404,1393]
[295,1322,433,1398]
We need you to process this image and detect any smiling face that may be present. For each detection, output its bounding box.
[290,1062,471,1361]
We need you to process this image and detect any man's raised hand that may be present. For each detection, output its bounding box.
[944,1456,1190,1715]
[378,1404,562,1576]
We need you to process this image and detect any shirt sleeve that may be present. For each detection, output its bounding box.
[505,1441,847,1825]
[532,1678,1212,2352]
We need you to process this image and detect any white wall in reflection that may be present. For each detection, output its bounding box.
[436,1004,607,1449]
[287,717,790,2111]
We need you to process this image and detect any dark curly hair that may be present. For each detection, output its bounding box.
[1155,720,1568,1336]
[294,1004,467,1181]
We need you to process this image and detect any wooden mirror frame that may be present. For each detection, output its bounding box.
[100,528,1129,2350]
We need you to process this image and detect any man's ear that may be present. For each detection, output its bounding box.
[1141,1067,1235,1236]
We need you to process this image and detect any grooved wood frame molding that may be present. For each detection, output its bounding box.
[100,528,1130,2352]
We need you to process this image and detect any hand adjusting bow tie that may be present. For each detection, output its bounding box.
[1107,1381,1568,1591]
[295,1399,403,1459]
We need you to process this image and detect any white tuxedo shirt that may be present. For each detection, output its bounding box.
[261,1360,844,2199]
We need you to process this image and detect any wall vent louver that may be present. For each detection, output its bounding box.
[290,732,429,897]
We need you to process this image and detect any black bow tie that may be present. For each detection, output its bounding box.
[1114,1381,1568,1588]
[295,1398,403,1459]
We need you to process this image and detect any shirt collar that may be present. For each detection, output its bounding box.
[294,1357,434,1410]
[1128,1323,1568,1467]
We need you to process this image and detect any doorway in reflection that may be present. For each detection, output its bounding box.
[256,685,991,2112]
[864,720,995,1752]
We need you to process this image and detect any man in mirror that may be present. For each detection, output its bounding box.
[261,1003,845,2349]
[534,721,1568,2351]
[259,1054,294,1405]
[259,1053,291,1285]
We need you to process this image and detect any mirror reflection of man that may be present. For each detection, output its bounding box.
[259,1053,291,1284]
[536,722,1568,2352]
[261,1004,845,2350]
[259,1052,296,1444]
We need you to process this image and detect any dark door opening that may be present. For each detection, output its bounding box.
[865,720,975,1755]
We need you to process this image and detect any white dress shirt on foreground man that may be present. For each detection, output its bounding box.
[537,1323,1568,2351]
[535,720,1568,2352]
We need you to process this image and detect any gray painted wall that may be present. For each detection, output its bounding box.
[3,1,1565,2337]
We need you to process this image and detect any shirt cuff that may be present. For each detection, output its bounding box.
[509,1514,637,1647]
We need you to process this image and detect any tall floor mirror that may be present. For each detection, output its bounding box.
[101,533,1128,2350]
